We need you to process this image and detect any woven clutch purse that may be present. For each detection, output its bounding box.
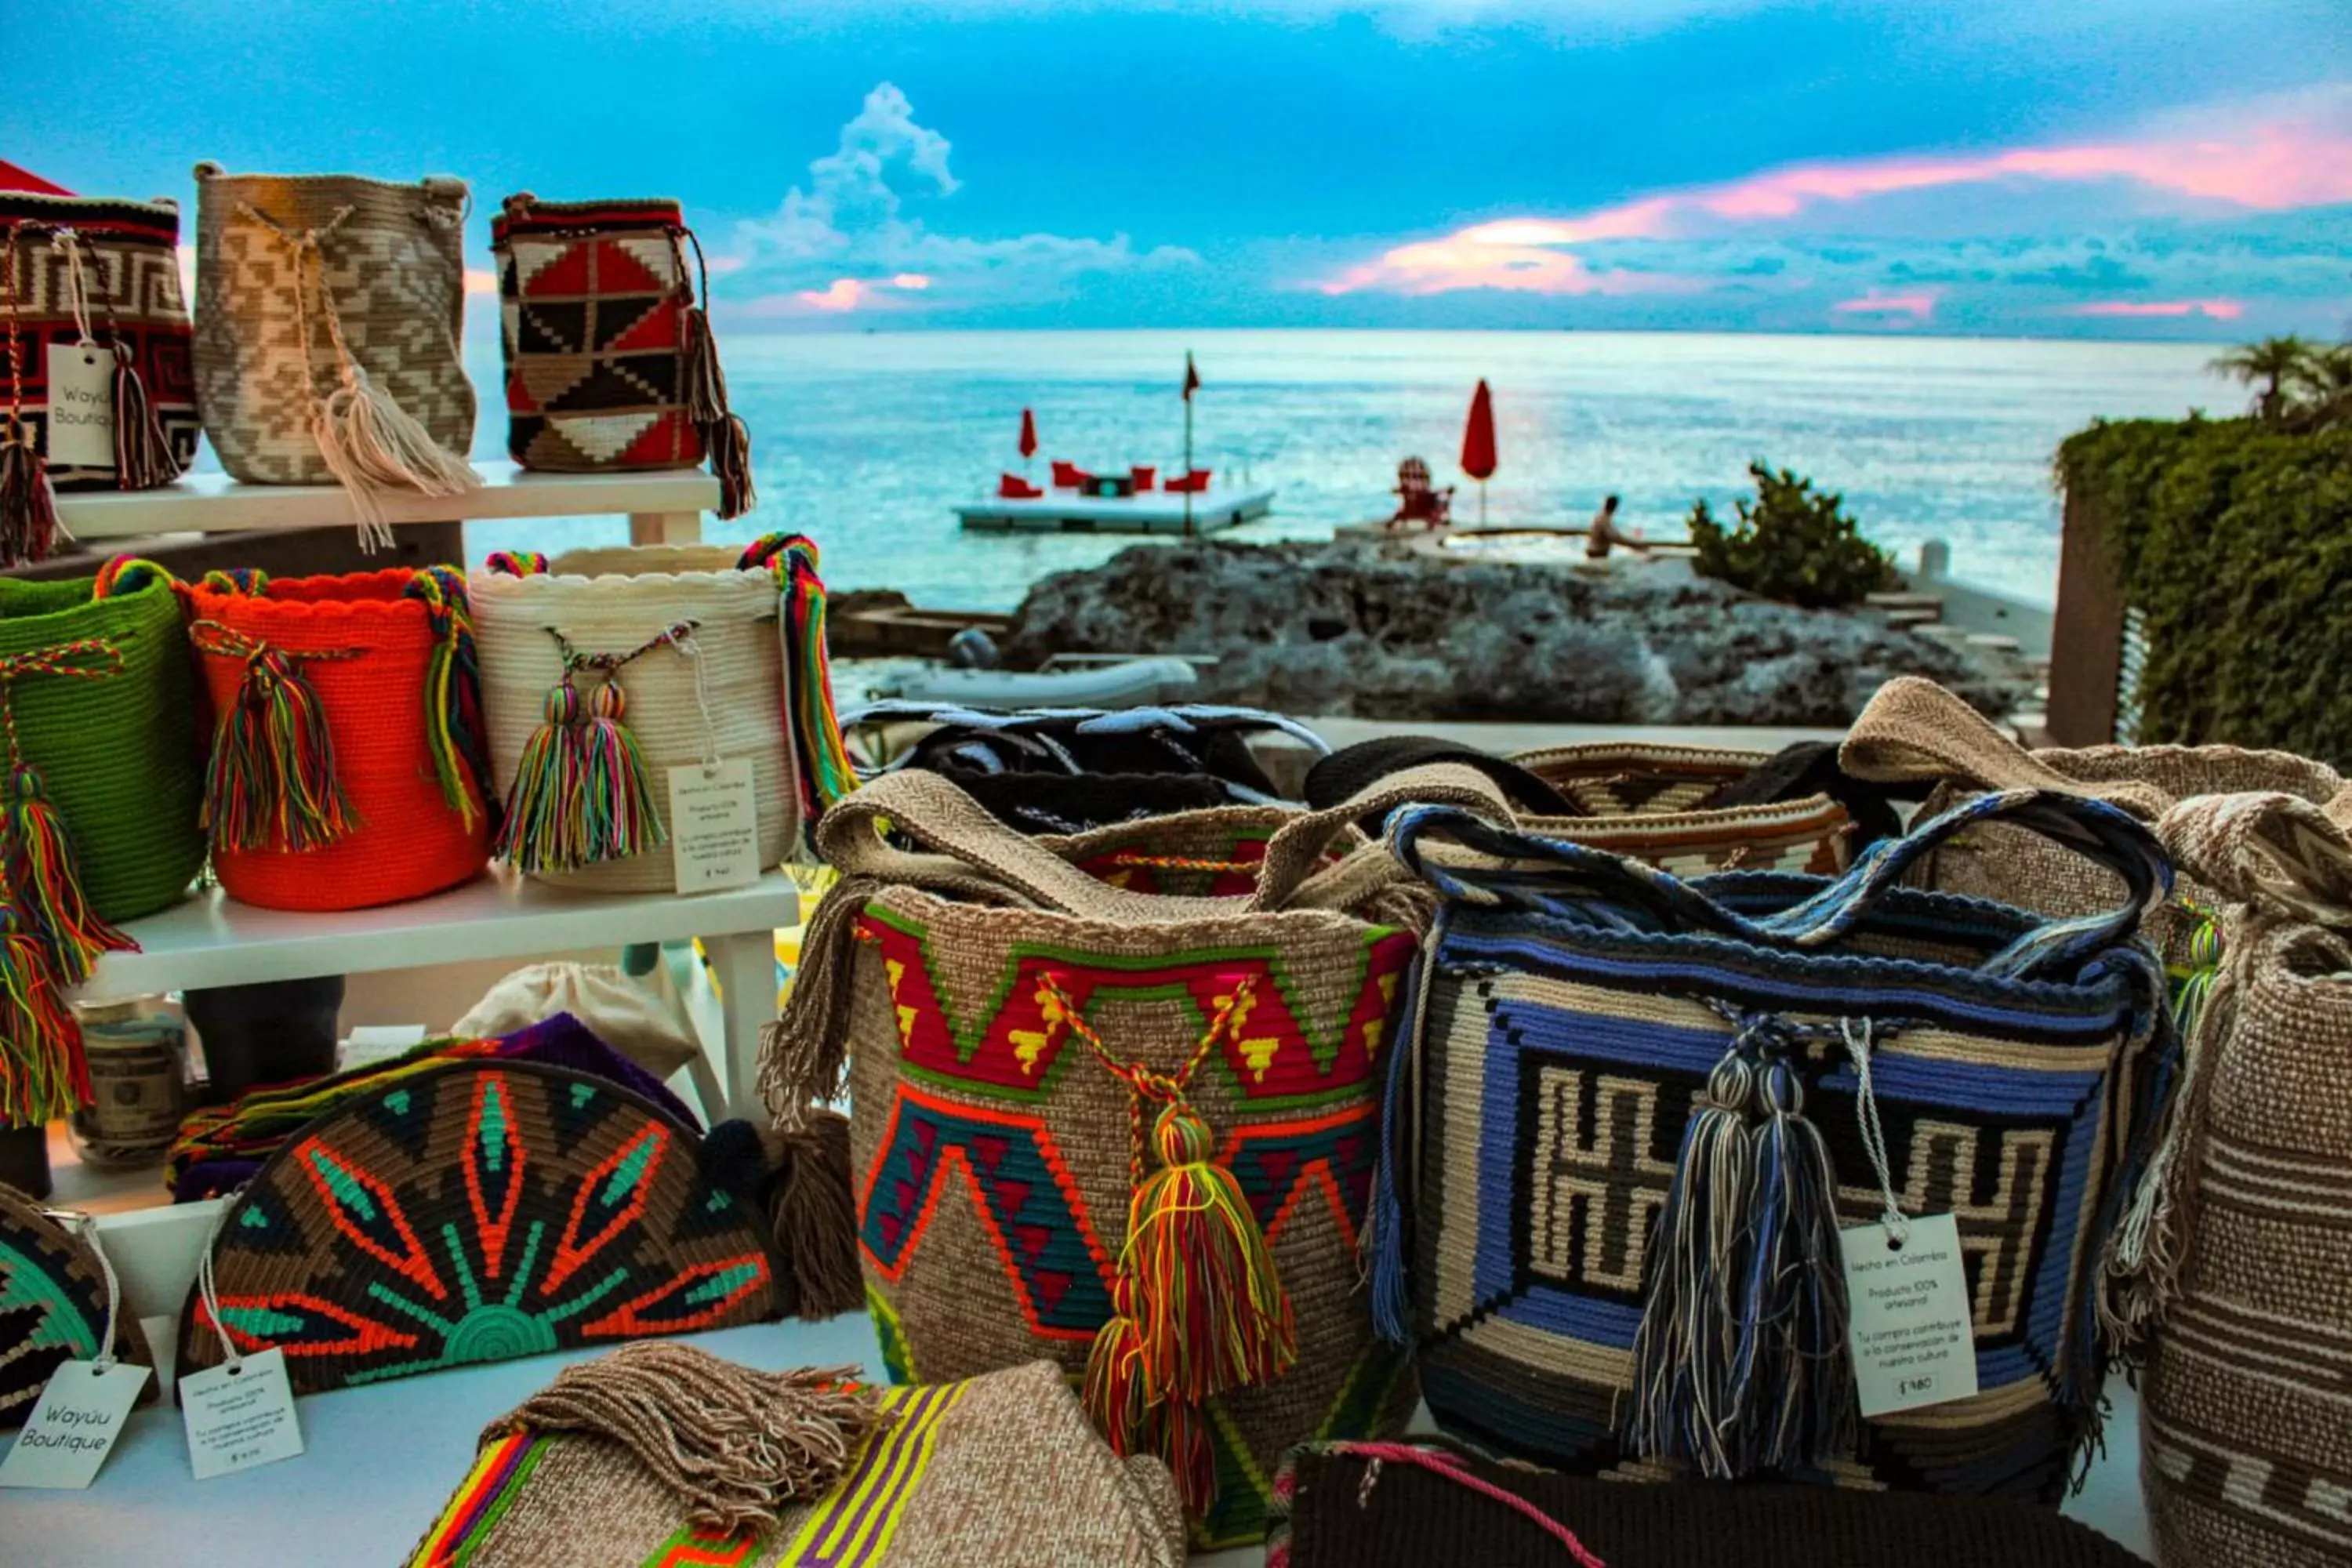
[0,1184,154,1428]
[1371,788,2177,1501]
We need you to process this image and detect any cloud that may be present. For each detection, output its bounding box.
[2071,298,2245,320]
[1831,289,1939,321]
[727,82,1195,318]
[1316,88,2352,307]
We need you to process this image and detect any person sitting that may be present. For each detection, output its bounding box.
[1585,494,1647,559]
[1387,456,1453,530]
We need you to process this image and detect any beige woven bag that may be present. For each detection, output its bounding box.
[191,164,478,535]
[2134,789,2352,1568]
[470,544,798,894]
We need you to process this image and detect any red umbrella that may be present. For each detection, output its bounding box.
[1018,407,1037,461]
[0,161,71,196]
[1461,379,1497,522]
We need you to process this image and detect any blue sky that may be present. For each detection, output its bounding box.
[8,0,2348,337]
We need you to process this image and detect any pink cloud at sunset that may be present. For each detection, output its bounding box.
[2071,299,2245,319]
[769,274,938,314]
[1831,290,1940,320]
[1318,104,2352,298]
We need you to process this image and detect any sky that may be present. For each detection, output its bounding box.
[7,0,2349,339]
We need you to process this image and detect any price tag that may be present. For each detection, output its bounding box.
[180,1348,305,1479]
[0,1361,150,1489]
[1838,1212,1980,1418]
[668,757,762,894]
[43,341,115,470]
[339,1023,429,1070]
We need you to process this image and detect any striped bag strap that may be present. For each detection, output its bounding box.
[737,533,854,840]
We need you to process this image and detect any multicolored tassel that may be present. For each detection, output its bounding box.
[191,622,360,855]
[5,764,132,987]
[0,427,60,569]
[0,908,87,1127]
[494,675,666,875]
[403,564,495,833]
[109,343,180,490]
[739,534,855,841]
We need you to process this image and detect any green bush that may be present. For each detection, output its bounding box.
[1686,462,1893,608]
[2058,418,2352,762]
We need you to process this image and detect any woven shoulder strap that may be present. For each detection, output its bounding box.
[1304,735,1577,818]
[1391,786,2172,979]
[818,761,1513,920]
[2160,790,2352,928]
[1841,676,2171,818]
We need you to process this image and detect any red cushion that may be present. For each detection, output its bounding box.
[998,474,1044,499]
[1050,460,1094,490]
[1130,466,1156,491]
[1164,469,1211,494]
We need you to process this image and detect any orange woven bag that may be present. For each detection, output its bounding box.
[186,568,492,910]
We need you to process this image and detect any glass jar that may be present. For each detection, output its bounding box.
[67,996,188,1169]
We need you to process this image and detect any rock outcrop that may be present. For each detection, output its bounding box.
[1004,539,2028,725]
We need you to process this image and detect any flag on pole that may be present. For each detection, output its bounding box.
[1182,353,1200,401]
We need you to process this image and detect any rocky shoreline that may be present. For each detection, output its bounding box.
[1003,539,2030,725]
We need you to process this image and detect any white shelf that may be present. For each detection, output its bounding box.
[53,459,717,539]
[81,868,795,999]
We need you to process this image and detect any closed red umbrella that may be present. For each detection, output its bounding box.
[1461,379,1497,522]
[1018,407,1037,461]
[0,161,71,195]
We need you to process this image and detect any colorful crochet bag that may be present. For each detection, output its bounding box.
[176,1060,787,1394]
[1370,789,2176,1502]
[185,566,493,911]
[489,194,753,518]
[191,165,478,537]
[0,560,205,1127]
[470,535,851,891]
[2134,789,2352,1568]
[408,1350,1185,1568]
[0,1184,155,1428]
[2,187,194,563]
[763,764,1509,1548]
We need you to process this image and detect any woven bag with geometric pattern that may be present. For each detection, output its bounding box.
[176,1060,788,1395]
[0,1184,154,1429]
[1370,789,2178,1503]
[491,194,753,519]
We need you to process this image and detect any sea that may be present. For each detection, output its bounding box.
[462,328,2233,612]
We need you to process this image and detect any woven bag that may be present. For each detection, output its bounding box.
[177,1059,788,1394]
[2133,789,2352,1567]
[489,194,754,519]
[0,1184,155,1428]
[762,764,1511,1548]
[1,189,194,564]
[1370,789,2176,1502]
[470,535,851,892]
[1269,1439,2147,1568]
[186,566,493,912]
[191,164,478,537]
[408,1351,1185,1568]
[1842,676,2346,965]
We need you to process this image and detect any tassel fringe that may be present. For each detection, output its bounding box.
[768,1108,865,1320]
[483,1343,880,1537]
[0,913,87,1127]
[684,307,754,519]
[312,369,481,551]
[757,875,878,1127]
[0,434,62,568]
[201,642,358,855]
[493,678,665,875]
[5,765,132,986]
[110,351,180,489]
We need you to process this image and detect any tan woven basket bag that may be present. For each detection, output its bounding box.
[763,764,1507,1549]
[470,544,799,894]
[1510,739,1861,873]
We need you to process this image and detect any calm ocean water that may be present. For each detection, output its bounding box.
[464,328,2230,612]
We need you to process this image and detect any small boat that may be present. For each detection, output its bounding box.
[958,479,1275,535]
[869,655,1201,708]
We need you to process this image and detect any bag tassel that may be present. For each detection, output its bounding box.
[1627,1022,1853,1479]
[195,629,359,855]
[5,764,132,986]
[684,307,754,520]
[110,348,179,490]
[482,1343,880,1537]
[493,677,664,876]
[757,874,880,1125]
[739,534,856,841]
[0,430,61,569]
[764,1108,866,1321]
[2100,920,2217,1345]
[0,909,87,1127]
[312,367,483,550]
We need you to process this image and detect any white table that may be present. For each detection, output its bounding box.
[74,870,798,1327]
[52,460,716,546]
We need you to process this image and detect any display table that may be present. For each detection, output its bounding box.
[51,459,717,546]
[72,870,798,1327]
[0,1310,2154,1567]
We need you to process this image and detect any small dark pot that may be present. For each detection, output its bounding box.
[0,1121,53,1200]
[185,975,347,1103]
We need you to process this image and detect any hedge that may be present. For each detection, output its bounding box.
[2058,417,2352,763]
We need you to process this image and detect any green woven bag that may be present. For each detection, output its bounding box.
[0,567,203,922]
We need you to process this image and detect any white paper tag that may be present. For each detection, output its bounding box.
[1839,1212,1980,1418]
[0,1361,150,1489]
[43,340,115,470]
[180,1348,305,1480]
[668,757,763,894]
[339,1023,430,1070]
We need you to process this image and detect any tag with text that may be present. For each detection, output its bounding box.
[180,1348,305,1480]
[0,1361,150,1489]
[43,341,116,470]
[1839,1212,1980,1419]
[668,757,762,894]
